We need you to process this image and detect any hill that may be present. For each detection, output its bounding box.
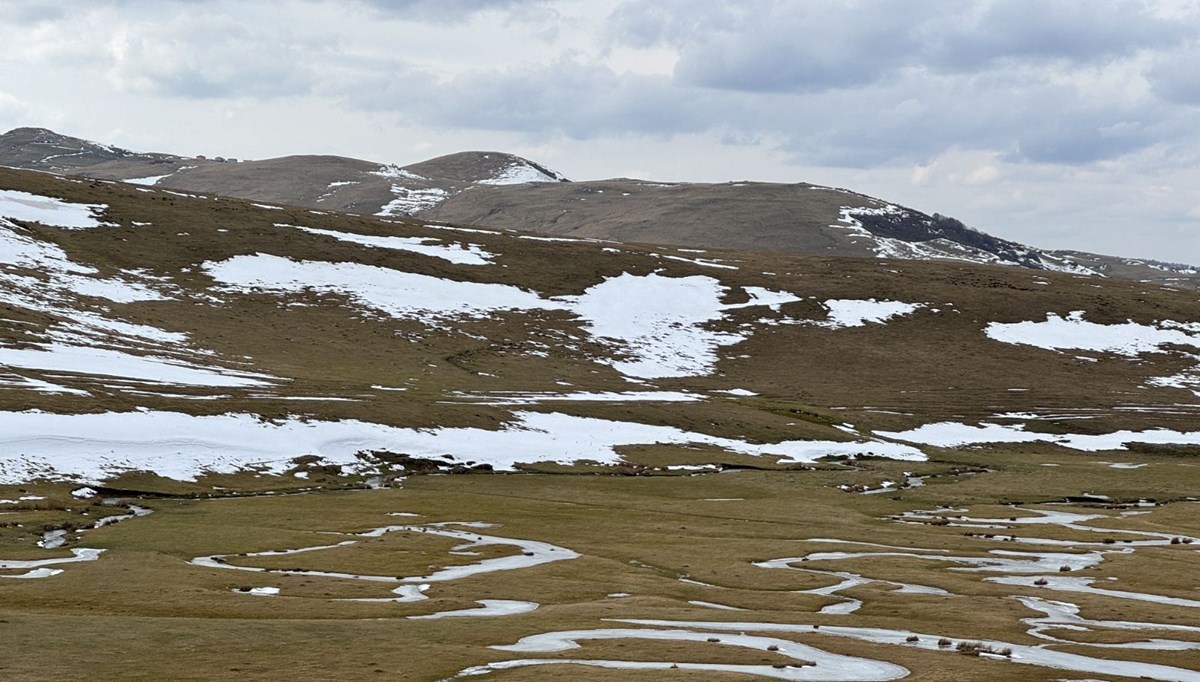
[2,164,1198,481]
[3,153,1200,681]
[4,126,1197,290]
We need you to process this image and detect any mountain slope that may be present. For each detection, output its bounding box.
[2,164,1200,485]
[5,165,1200,681]
[2,126,1198,291]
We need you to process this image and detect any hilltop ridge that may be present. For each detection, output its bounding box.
[2,127,1197,290]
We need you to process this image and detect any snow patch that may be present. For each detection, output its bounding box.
[0,190,107,229]
[819,299,923,328]
[0,409,923,484]
[279,224,493,265]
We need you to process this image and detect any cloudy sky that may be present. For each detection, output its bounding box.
[2,0,1199,264]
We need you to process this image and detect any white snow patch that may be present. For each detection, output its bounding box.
[620,619,1200,682]
[986,311,1200,356]
[448,390,704,405]
[370,165,426,181]
[203,254,544,322]
[879,421,1200,451]
[410,599,538,619]
[279,224,493,265]
[819,299,923,328]
[0,190,107,229]
[459,627,907,681]
[204,256,801,379]
[0,344,271,388]
[0,409,923,484]
[375,186,448,216]
[557,273,800,378]
[123,174,171,186]
[477,162,563,185]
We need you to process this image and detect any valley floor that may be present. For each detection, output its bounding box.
[2,447,1198,681]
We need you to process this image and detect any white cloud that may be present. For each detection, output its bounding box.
[1,0,1199,263]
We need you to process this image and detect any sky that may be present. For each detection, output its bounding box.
[2,0,1199,264]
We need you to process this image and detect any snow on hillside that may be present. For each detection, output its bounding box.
[878,421,1200,451]
[204,256,798,379]
[819,299,923,328]
[203,254,549,321]
[279,223,494,265]
[986,311,1200,395]
[1,190,276,390]
[832,205,1100,275]
[557,274,799,378]
[376,186,449,216]
[477,160,563,185]
[371,165,426,181]
[0,189,108,229]
[986,311,1200,356]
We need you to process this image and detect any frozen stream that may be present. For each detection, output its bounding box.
[193,521,576,607]
[447,628,909,681]
[613,619,1200,682]
[3,502,150,578]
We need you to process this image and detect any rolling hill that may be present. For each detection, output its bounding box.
[4,126,1196,291]
[3,147,1200,681]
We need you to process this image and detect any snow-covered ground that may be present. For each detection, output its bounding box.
[0,409,922,484]
[204,257,800,379]
[818,299,923,328]
[375,185,449,216]
[557,274,799,378]
[878,421,1200,451]
[2,199,277,391]
[986,311,1200,395]
[203,254,548,322]
[0,189,108,229]
[476,160,565,185]
[0,344,271,388]
[986,311,1200,356]
[278,223,494,265]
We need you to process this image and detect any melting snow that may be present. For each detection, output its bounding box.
[0,190,107,229]
[278,224,493,265]
[375,186,448,216]
[410,599,538,619]
[449,390,704,405]
[0,409,922,484]
[370,165,426,181]
[476,162,563,185]
[123,174,172,186]
[617,619,1200,682]
[986,311,1200,394]
[557,274,800,378]
[204,254,544,322]
[204,256,801,379]
[0,344,272,388]
[819,299,923,328]
[987,311,1200,356]
[458,628,908,681]
[879,421,1200,451]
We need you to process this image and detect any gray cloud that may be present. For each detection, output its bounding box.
[331,0,554,23]
[4,3,68,25]
[3,0,1200,262]
[611,0,1187,94]
[108,10,326,99]
[1148,42,1200,104]
[332,55,1189,168]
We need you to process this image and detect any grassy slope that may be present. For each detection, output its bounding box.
[2,167,1200,680]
